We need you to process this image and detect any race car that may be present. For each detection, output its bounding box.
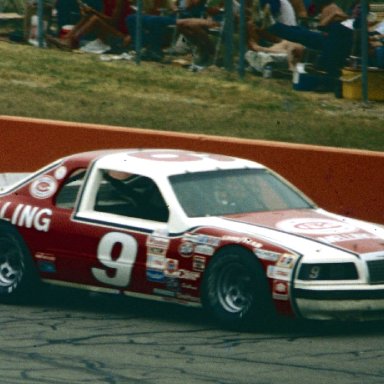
[1,148,384,329]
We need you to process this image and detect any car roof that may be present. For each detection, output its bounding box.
[73,149,265,177]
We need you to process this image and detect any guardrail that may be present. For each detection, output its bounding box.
[1,115,383,224]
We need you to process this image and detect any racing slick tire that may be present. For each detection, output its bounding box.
[202,246,275,330]
[0,223,39,303]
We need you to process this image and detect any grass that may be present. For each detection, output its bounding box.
[0,39,383,151]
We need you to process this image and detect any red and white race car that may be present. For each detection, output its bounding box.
[1,149,384,328]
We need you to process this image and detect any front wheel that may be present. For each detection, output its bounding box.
[0,226,38,303]
[202,247,275,330]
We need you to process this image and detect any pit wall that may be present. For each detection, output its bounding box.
[1,115,383,224]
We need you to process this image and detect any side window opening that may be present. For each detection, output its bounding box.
[94,170,169,223]
[55,169,86,209]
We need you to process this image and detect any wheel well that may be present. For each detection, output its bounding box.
[0,219,36,271]
[211,244,265,270]
[0,219,19,234]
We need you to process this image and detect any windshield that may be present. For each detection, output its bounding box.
[169,168,314,217]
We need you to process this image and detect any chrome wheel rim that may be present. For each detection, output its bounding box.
[0,236,24,289]
[216,262,253,314]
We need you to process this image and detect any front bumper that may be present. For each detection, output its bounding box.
[293,286,384,321]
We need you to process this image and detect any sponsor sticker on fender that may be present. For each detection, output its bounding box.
[183,234,221,247]
[30,176,57,199]
[179,242,194,257]
[146,254,165,270]
[276,253,298,269]
[222,235,263,249]
[193,256,206,272]
[147,235,169,249]
[277,218,357,235]
[165,258,179,276]
[194,244,214,256]
[272,280,289,301]
[267,265,292,281]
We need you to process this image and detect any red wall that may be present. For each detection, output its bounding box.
[1,115,383,224]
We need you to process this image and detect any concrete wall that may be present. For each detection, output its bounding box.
[1,115,383,224]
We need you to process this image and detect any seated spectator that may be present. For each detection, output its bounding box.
[126,0,205,61]
[126,0,177,61]
[55,0,103,32]
[176,0,225,66]
[246,0,305,72]
[48,0,132,51]
[252,0,354,89]
[177,0,251,66]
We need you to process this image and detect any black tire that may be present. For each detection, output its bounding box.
[0,224,38,303]
[202,246,275,330]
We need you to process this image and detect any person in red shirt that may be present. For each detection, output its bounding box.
[48,0,132,50]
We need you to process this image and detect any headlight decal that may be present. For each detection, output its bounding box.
[298,263,358,281]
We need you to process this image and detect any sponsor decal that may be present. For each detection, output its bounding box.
[0,202,52,232]
[194,244,214,256]
[146,231,170,249]
[35,252,55,261]
[183,234,221,247]
[146,269,165,282]
[267,265,292,281]
[222,235,263,249]
[30,175,57,199]
[165,258,179,275]
[54,166,67,180]
[165,277,179,292]
[181,282,198,290]
[318,232,380,244]
[193,256,206,272]
[179,242,194,257]
[277,218,357,235]
[276,254,298,269]
[130,150,235,163]
[254,249,280,262]
[272,280,289,301]
[35,252,56,273]
[164,268,200,281]
[36,260,56,273]
[147,246,167,256]
[178,269,200,281]
[146,254,165,270]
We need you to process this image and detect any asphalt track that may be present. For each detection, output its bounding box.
[1,286,384,384]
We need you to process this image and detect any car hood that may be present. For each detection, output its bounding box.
[223,209,384,255]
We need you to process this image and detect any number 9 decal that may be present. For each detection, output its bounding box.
[92,232,138,287]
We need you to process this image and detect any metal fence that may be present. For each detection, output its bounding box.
[5,0,382,102]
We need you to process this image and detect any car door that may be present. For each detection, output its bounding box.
[47,164,172,296]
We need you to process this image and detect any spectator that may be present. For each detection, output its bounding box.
[246,0,305,73]
[126,0,205,61]
[55,0,103,32]
[252,0,354,89]
[48,0,132,51]
[126,0,177,61]
[176,0,225,65]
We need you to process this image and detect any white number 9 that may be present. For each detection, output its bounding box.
[92,232,138,287]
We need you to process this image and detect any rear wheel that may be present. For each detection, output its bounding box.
[0,226,37,302]
[202,247,274,330]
